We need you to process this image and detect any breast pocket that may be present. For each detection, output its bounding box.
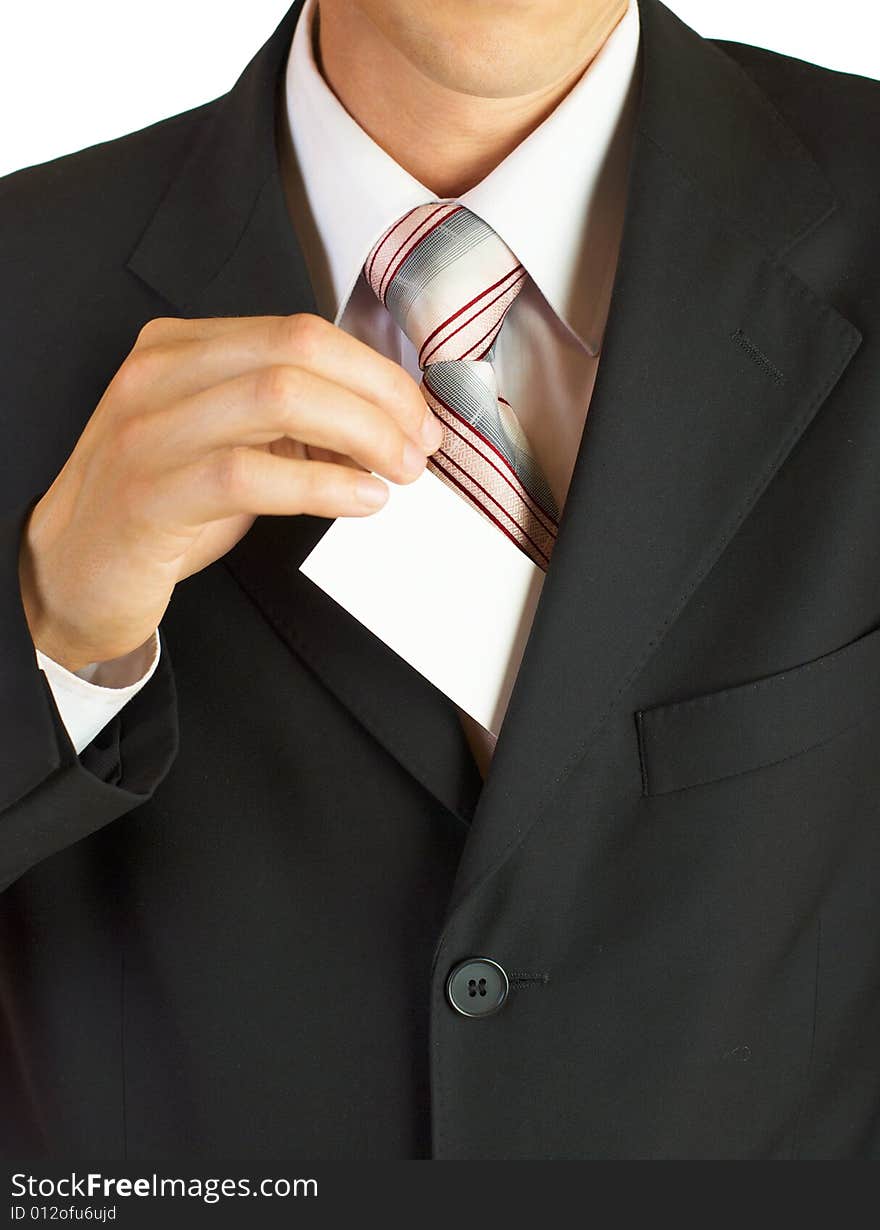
[635,623,880,797]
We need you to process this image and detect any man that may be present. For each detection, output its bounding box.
[1,0,878,1159]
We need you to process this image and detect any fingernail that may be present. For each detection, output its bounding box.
[402,440,427,477]
[357,477,389,508]
[420,409,444,452]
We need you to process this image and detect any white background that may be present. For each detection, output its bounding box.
[0,0,878,178]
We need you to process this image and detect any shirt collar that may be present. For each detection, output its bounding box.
[284,0,641,355]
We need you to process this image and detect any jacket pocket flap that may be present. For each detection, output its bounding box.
[636,623,880,796]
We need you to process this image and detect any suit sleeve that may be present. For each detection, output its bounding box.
[0,494,179,893]
[37,627,162,754]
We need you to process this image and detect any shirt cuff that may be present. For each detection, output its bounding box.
[35,629,162,756]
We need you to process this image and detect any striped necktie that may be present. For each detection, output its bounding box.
[363,202,559,571]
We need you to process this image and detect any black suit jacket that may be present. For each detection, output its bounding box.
[2,0,879,1159]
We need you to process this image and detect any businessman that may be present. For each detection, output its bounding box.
[2,0,879,1158]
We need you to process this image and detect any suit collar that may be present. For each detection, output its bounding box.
[635,0,837,258]
[127,0,308,313]
[124,1,862,904]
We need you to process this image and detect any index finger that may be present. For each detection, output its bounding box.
[137,313,438,447]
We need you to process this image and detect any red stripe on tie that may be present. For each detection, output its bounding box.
[424,385,558,535]
[433,406,558,540]
[463,316,505,363]
[364,206,423,287]
[423,270,527,365]
[428,387,558,535]
[367,203,451,296]
[428,455,549,569]
[417,265,523,366]
[457,274,527,359]
[378,204,463,304]
[435,448,552,565]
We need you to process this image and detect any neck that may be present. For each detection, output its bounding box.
[315,1,629,198]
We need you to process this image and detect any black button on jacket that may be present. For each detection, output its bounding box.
[1,0,879,1159]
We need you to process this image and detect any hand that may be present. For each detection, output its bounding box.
[18,314,443,672]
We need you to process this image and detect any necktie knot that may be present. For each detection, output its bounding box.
[363,202,527,369]
[362,201,560,569]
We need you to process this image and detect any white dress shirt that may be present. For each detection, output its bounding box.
[34,0,641,768]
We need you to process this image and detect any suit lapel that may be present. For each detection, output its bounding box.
[445,0,863,909]
[126,0,484,824]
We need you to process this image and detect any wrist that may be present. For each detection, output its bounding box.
[78,632,159,688]
[18,540,95,673]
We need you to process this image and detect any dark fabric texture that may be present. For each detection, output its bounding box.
[1,0,879,1158]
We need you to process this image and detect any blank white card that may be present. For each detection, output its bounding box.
[299,469,545,736]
